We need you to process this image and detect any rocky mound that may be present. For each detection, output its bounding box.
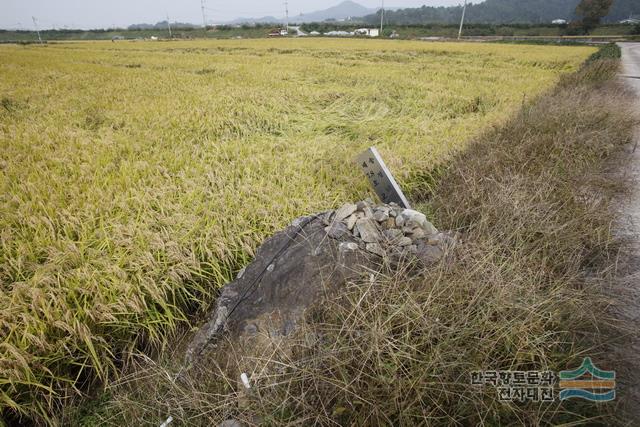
[186,199,455,365]
[324,199,451,264]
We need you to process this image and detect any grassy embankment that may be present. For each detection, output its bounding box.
[0,39,597,424]
[83,45,637,425]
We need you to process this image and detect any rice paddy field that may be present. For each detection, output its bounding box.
[0,39,595,422]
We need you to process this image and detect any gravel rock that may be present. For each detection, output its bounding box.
[335,203,358,222]
[399,209,438,235]
[346,214,358,231]
[356,218,381,243]
[366,243,386,257]
[339,242,359,252]
[373,210,390,222]
[416,241,444,265]
[383,217,396,229]
[325,222,350,239]
[400,209,427,225]
[376,206,391,214]
[407,228,427,239]
[321,211,335,226]
[397,237,413,247]
[383,229,402,240]
[423,221,438,236]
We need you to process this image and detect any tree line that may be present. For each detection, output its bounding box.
[363,0,636,29]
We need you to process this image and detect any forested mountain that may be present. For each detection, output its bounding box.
[227,1,377,25]
[363,0,639,25]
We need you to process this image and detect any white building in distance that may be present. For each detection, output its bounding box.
[355,28,380,37]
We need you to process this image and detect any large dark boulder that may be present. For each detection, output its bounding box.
[186,200,455,365]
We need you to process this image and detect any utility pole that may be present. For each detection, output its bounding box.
[166,14,172,39]
[201,0,207,37]
[284,1,289,34]
[380,0,384,36]
[458,0,467,40]
[32,16,42,44]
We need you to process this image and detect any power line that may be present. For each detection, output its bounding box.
[32,16,42,43]
[284,1,289,33]
[380,0,384,36]
[166,13,172,38]
[201,0,207,33]
[458,0,468,40]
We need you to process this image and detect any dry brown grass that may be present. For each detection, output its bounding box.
[72,56,637,426]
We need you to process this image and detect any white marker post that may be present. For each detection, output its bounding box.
[356,147,411,209]
[240,372,251,389]
[159,416,173,427]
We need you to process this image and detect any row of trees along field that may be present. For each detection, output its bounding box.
[363,0,636,28]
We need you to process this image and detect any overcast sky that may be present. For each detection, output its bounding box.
[2,0,464,30]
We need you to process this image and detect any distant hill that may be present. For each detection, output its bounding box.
[227,1,379,25]
[295,1,376,23]
[128,21,197,30]
[226,16,282,25]
[362,0,640,25]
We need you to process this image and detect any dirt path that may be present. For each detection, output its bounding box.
[614,42,640,421]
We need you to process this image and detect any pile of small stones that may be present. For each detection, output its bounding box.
[322,199,454,265]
